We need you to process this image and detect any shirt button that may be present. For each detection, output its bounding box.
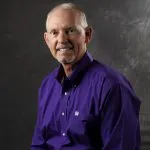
[62,132,66,136]
[75,111,79,116]
[61,112,65,116]
[64,92,68,95]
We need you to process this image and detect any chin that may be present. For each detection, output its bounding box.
[58,57,76,65]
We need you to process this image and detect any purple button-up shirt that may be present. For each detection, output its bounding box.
[31,51,141,150]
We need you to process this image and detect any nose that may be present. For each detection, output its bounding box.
[57,31,68,44]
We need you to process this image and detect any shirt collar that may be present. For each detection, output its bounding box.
[55,51,93,87]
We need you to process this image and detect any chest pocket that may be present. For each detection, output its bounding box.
[69,111,97,135]
[67,111,102,148]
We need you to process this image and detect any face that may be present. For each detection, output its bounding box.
[44,8,92,65]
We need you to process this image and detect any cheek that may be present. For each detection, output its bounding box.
[73,36,85,47]
[47,40,56,53]
[78,35,86,44]
[77,38,86,50]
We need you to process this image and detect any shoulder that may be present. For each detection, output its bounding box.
[38,67,59,99]
[89,60,133,90]
[88,60,140,105]
[90,60,141,112]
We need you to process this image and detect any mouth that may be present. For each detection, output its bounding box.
[57,47,73,52]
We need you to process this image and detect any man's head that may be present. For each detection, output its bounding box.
[44,3,92,65]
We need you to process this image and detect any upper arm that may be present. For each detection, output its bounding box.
[100,83,141,150]
[31,76,49,150]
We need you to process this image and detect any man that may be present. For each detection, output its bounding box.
[31,3,141,150]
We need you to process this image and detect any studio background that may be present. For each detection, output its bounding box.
[0,0,150,150]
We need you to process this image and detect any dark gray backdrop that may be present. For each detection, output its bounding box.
[0,0,150,150]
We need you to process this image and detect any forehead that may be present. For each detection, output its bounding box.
[47,8,81,30]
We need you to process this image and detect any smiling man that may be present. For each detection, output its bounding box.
[31,3,141,150]
[44,4,92,77]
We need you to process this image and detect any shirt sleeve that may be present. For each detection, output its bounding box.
[100,83,141,150]
[30,106,45,150]
[31,78,48,150]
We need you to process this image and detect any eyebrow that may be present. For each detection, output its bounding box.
[49,25,77,31]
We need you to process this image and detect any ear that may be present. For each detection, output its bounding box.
[85,26,93,44]
[44,32,49,46]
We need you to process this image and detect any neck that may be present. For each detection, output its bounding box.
[62,64,73,77]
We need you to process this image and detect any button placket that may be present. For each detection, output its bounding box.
[59,90,67,137]
[59,89,71,137]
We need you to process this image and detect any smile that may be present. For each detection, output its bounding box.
[57,48,73,52]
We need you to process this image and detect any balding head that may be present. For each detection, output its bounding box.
[46,3,88,31]
[44,2,92,68]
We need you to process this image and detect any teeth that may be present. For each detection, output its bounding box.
[59,48,71,52]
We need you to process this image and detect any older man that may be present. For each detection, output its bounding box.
[31,3,141,150]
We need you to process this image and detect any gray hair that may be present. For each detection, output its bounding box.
[45,3,88,31]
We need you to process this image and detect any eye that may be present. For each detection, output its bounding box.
[66,28,77,34]
[49,30,58,36]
